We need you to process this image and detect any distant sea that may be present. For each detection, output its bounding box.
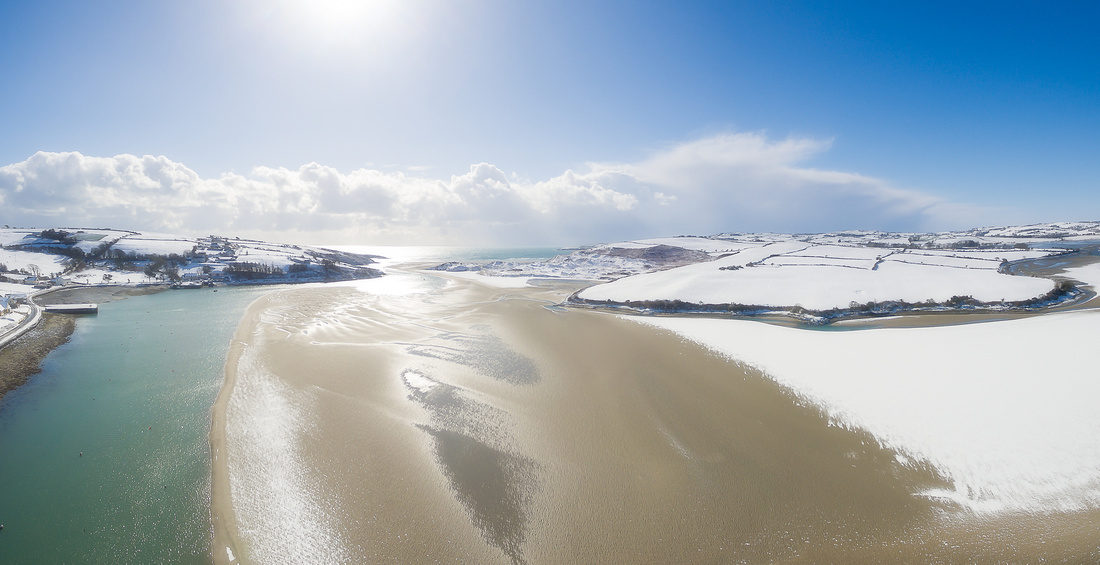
[323,245,565,265]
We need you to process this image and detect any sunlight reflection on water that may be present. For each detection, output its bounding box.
[324,245,564,267]
[334,271,448,297]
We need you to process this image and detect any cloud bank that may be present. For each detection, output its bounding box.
[0,133,977,245]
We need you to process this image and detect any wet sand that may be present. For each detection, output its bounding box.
[34,284,167,306]
[214,272,1065,564]
[210,303,252,565]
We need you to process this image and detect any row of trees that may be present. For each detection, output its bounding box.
[223,260,340,280]
[222,262,285,280]
[38,229,78,245]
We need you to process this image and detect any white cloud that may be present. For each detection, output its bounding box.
[583,132,978,235]
[0,133,986,245]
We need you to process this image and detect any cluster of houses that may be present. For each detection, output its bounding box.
[1,273,52,318]
[175,236,236,285]
[0,273,67,290]
[0,294,18,315]
[190,236,237,263]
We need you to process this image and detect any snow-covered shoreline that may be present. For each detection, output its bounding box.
[629,261,1100,515]
[569,235,1088,319]
[417,224,1100,516]
[424,223,1100,323]
[568,285,1087,325]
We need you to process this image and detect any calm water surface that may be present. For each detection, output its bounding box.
[0,286,271,564]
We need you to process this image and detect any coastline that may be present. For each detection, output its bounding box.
[209,293,262,565]
[0,283,274,563]
[34,284,168,306]
[0,313,76,401]
[0,285,167,403]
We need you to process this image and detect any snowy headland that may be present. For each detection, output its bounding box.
[0,227,382,294]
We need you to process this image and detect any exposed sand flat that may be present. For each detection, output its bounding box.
[213,258,1100,563]
[34,284,167,306]
[214,269,1100,564]
[210,303,254,565]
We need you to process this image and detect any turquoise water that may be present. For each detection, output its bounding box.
[0,286,272,564]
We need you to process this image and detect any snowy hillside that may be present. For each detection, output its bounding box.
[575,241,1063,312]
[430,222,1100,320]
[430,240,711,280]
[0,227,382,288]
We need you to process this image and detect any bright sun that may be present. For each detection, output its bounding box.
[297,0,393,35]
[253,0,406,55]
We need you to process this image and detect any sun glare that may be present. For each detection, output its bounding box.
[248,0,409,57]
[296,0,392,35]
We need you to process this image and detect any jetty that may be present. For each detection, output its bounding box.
[42,304,99,315]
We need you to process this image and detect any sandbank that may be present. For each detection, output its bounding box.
[209,294,255,565]
[209,272,950,563]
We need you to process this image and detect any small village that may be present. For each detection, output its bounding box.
[0,227,383,346]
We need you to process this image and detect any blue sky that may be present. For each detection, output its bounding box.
[0,1,1097,245]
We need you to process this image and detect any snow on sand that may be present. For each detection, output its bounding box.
[632,304,1100,514]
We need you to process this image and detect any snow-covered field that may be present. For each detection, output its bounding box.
[630,260,1100,514]
[0,248,67,275]
[65,268,160,286]
[564,228,1097,311]
[972,221,1100,240]
[0,281,29,295]
[111,235,197,257]
[431,224,1099,309]
[577,248,1058,310]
